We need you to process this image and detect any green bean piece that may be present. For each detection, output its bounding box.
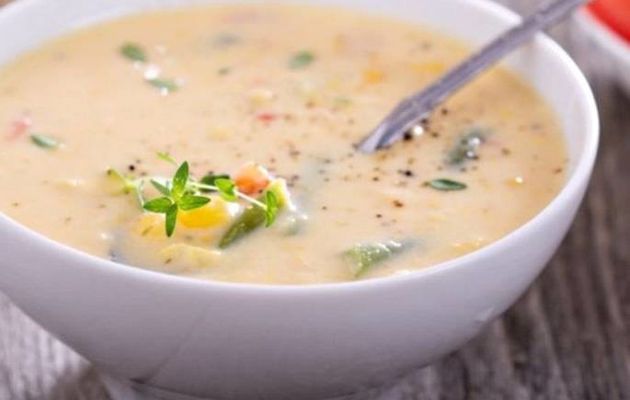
[218,180,290,249]
[344,240,411,277]
[218,204,267,249]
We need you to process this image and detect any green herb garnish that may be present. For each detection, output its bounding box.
[425,179,467,191]
[147,78,179,93]
[120,43,147,62]
[112,156,282,238]
[30,134,59,150]
[289,51,316,69]
[142,162,210,236]
[214,178,238,202]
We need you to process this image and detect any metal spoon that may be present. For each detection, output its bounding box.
[357,0,589,153]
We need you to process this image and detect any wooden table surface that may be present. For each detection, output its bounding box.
[1,1,629,399]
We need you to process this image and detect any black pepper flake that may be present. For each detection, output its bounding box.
[502,148,512,156]
[372,176,380,182]
[398,169,415,178]
[321,206,328,211]
[553,167,564,174]
[376,213,383,219]
[11,202,19,207]
[441,107,449,116]
[128,164,136,172]
[393,200,404,208]
[403,132,414,142]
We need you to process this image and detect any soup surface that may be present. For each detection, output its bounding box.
[0,4,567,284]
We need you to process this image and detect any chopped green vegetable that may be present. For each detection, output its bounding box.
[333,96,352,109]
[107,168,145,206]
[263,190,279,227]
[213,33,241,47]
[157,151,177,165]
[107,168,136,194]
[218,67,232,76]
[446,129,486,166]
[147,78,179,93]
[30,134,59,149]
[218,182,286,249]
[218,203,267,249]
[344,240,411,277]
[120,43,147,62]
[289,51,316,69]
[425,179,467,191]
[200,173,230,187]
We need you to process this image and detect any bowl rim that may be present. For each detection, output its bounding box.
[0,0,599,294]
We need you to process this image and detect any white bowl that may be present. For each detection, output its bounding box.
[575,9,630,93]
[0,1,598,399]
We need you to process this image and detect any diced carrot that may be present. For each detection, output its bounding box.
[7,114,32,140]
[235,162,271,195]
[362,68,385,85]
[256,113,278,123]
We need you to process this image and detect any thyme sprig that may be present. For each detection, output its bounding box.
[108,157,279,237]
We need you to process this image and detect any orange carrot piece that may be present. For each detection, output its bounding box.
[234,163,271,195]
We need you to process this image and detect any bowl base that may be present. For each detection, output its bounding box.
[100,373,209,400]
[100,372,370,400]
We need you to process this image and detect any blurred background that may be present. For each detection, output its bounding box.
[0,0,628,399]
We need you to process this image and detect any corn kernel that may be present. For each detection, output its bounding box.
[362,68,385,85]
[411,61,446,76]
[178,198,231,229]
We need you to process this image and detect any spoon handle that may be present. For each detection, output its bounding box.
[358,0,590,153]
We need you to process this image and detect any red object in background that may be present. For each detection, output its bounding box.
[588,0,630,42]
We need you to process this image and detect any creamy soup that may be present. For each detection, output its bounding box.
[0,4,567,284]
